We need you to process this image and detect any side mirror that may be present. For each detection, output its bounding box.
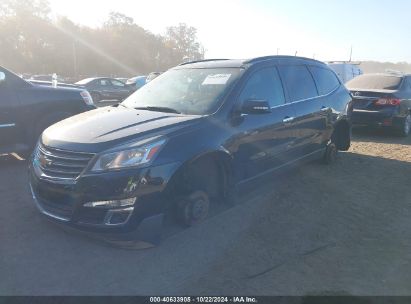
[241,99,271,114]
[0,72,5,83]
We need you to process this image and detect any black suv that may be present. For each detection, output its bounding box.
[346,73,411,136]
[29,56,352,246]
[0,66,96,157]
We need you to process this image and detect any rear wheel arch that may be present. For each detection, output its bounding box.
[331,119,351,151]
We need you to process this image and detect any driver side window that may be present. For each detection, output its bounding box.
[239,67,285,108]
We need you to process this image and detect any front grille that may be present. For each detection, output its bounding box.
[35,144,95,180]
[31,184,75,220]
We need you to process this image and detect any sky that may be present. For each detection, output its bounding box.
[48,0,411,63]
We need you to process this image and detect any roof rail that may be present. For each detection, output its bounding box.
[244,55,320,64]
[179,59,230,66]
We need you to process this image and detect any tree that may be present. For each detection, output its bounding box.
[165,23,205,63]
[0,5,206,79]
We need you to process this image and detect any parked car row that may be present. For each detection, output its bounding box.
[0,66,95,157]
[20,72,163,104]
[74,77,136,103]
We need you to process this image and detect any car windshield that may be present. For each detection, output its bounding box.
[122,68,242,115]
[346,74,403,90]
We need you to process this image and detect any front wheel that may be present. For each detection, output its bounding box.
[396,114,411,137]
[176,190,210,227]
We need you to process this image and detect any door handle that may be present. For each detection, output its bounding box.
[283,117,295,123]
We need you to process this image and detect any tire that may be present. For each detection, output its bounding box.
[396,114,411,137]
[323,142,338,165]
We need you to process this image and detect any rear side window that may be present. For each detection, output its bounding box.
[99,79,110,86]
[239,67,285,107]
[278,65,318,102]
[309,66,340,95]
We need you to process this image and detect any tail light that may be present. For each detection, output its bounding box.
[375,98,401,106]
[80,90,94,106]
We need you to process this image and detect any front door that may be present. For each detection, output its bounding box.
[227,66,298,182]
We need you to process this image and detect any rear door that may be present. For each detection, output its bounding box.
[278,65,324,156]
[229,66,297,181]
[308,65,342,143]
[0,69,20,147]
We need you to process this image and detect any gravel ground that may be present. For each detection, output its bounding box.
[1,129,410,296]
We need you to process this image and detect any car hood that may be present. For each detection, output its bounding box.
[42,106,202,153]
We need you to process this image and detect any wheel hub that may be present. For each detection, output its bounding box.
[177,190,210,227]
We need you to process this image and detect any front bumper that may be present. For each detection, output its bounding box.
[29,161,181,244]
[351,108,401,128]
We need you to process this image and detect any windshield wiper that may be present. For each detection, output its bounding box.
[134,106,181,114]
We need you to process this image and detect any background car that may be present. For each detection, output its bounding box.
[75,77,136,103]
[146,72,162,83]
[346,73,411,136]
[0,66,95,157]
[126,75,147,90]
[30,74,67,83]
[328,61,363,83]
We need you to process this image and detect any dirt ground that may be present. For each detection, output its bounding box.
[1,128,411,296]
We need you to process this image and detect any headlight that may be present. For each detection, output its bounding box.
[80,90,94,106]
[90,138,166,172]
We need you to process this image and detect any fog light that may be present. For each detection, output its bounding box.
[83,197,137,208]
[104,207,134,225]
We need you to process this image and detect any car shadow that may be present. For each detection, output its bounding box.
[352,126,411,145]
[2,149,411,295]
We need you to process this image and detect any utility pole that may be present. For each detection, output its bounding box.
[349,46,353,62]
[72,40,78,80]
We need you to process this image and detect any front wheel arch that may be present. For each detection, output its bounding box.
[163,151,233,223]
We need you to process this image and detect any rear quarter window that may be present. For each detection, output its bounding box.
[278,65,318,102]
[309,66,340,95]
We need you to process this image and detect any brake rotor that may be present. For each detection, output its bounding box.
[177,190,210,227]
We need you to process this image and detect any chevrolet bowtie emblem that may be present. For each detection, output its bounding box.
[39,155,52,167]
